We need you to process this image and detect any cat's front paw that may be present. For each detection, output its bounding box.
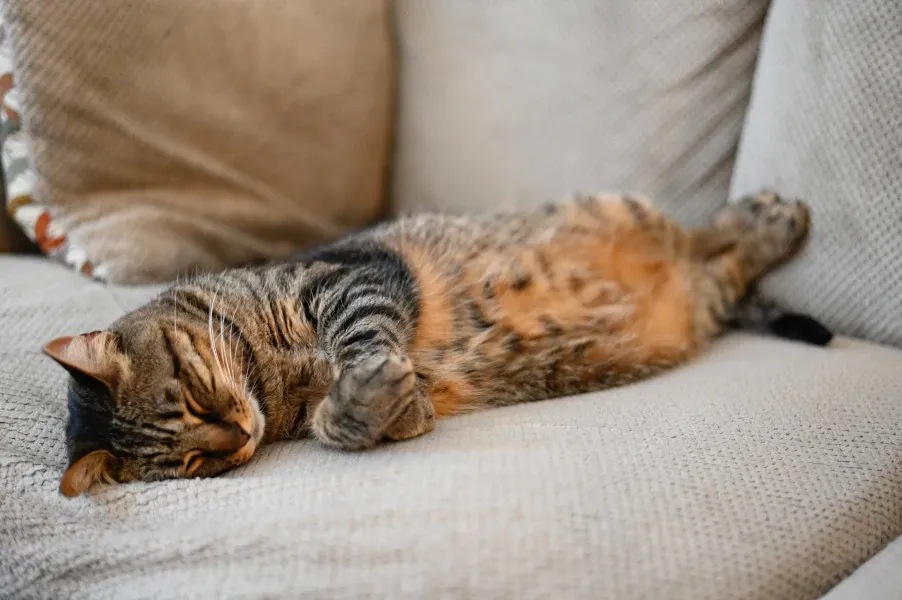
[311,353,416,450]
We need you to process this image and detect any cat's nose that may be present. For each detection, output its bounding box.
[230,423,250,449]
[199,422,250,454]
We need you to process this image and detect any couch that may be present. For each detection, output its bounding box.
[1,1,901,599]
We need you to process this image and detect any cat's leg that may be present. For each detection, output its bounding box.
[689,192,810,339]
[306,250,435,450]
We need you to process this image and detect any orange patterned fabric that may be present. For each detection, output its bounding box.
[0,14,97,274]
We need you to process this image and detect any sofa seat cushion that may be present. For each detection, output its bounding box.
[1,255,900,599]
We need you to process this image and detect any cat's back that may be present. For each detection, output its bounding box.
[366,210,533,261]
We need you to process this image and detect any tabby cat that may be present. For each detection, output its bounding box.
[44,191,831,497]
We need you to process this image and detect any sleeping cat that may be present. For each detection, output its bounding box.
[44,191,831,497]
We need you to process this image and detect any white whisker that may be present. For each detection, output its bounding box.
[209,279,243,392]
[218,308,233,385]
[208,289,225,379]
[221,314,237,386]
[229,321,243,388]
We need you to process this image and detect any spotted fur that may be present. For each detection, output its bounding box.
[44,191,829,496]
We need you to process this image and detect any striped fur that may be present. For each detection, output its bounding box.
[44,191,830,496]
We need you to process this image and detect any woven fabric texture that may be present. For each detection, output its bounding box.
[1,255,901,599]
[730,0,902,347]
[0,0,393,283]
[392,0,767,226]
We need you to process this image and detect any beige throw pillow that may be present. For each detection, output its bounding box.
[2,0,393,283]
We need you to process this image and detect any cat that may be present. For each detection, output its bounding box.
[43,191,831,497]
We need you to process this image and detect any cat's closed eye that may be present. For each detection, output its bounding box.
[183,387,219,422]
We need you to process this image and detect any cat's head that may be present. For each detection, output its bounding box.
[44,302,267,498]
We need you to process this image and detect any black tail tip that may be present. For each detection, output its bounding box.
[770,313,834,346]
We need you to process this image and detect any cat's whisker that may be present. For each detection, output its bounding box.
[209,280,238,393]
[211,287,243,393]
[207,290,225,380]
[242,339,252,384]
[217,309,235,388]
[229,321,240,385]
[172,276,180,333]
[232,322,250,393]
[224,318,239,388]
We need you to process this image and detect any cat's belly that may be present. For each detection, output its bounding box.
[390,203,703,417]
[410,251,699,416]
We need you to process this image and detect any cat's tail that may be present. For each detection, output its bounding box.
[732,293,834,346]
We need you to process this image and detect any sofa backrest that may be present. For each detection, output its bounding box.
[391,1,768,226]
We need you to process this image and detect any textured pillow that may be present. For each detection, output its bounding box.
[730,0,902,347]
[0,16,40,255]
[392,1,768,226]
[1,0,393,283]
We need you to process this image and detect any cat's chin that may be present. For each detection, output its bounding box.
[227,436,258,469]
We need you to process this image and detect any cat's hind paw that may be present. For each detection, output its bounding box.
[714,191,811,266]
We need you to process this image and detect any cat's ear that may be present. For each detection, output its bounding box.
[43,331,124,389]
[59,450,119,497]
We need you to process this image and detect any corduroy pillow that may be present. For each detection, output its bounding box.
[1,0,393,283]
